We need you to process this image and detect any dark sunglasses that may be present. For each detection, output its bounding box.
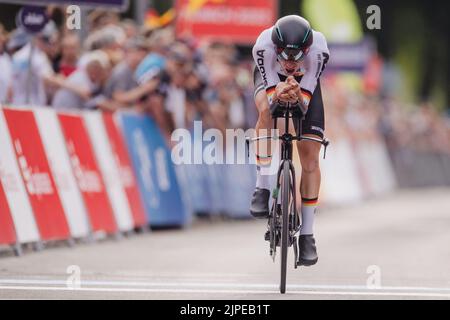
[276,46,308,61]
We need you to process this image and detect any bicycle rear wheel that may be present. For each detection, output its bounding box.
[279,160,291,294]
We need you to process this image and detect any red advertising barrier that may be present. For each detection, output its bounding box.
[102,113,148,228]
[175,0,277,44]
[58,113,117,234]
[3,109,70,241]
[0,182,16,245]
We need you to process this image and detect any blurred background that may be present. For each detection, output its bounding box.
[0,0,449,300]
[0,0,449,205]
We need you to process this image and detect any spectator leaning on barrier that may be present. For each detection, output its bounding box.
[52,50,113,111]
[134,51,173,143]
[104,37,159,108]
[164,42,193,130]
[184,64,221,130]
[83,24,125,67]
[0,23,12,103]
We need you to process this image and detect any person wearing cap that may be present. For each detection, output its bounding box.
[104,37,158,108]
[10,21,60,106]
[163,42,195,130]
[5,28,30,55]
[9,20,82,106]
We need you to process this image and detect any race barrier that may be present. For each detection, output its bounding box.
[390,148,450,188]
[84,111,134,233]
[119,113,190,227]
[34,108,91,239]
[0,181,16,246]
[3,108,70,241]
[58,112,118,235]
[0,109,40,245]
[0,103,401,255]
[102,113,148,229]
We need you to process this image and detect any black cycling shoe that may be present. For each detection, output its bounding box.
[250,188,270,219]
[297,234,318,266]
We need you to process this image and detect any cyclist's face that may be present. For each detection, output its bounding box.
[279,59,301,75]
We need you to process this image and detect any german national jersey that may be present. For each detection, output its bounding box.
[252,27,330,106]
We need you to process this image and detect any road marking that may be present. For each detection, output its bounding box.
[0,279,450,298]
[1,279,450,292]
[0,285,450,298]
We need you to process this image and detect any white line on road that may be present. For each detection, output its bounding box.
[1,285,450,298]
[1,279,450,292]
[1,279,450,298]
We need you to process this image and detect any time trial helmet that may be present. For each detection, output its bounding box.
[271,15,313,62]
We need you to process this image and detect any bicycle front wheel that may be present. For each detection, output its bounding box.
[280,160,291,294]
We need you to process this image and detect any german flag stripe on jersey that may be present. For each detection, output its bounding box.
[300,88,313,107]
[300,88,313,100]
[266,86,276,102]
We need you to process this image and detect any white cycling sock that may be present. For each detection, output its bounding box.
[300,198,318,235]
[255,166,271,190]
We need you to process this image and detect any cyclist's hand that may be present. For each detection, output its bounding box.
[286,76,308,114]
[275,82,297,103]
[286,76,301,97]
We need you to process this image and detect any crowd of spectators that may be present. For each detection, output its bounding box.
[0,8,448,186]
[0,9,255,143]
[321,78,450,187]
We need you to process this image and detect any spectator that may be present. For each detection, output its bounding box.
[134,51,174,142]
[104,37,157,108]
[82,25,125,66]
[52,50,113,111]
[56,32,80,77]
[164,42,192,130]
[5,28,30,55]
[121,19,138,38]
[87,10,120,32]
[0,23,12,103]
[10,22,59,105]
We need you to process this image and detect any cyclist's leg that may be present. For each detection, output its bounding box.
[250,67,274,217]
[294,80,324,265]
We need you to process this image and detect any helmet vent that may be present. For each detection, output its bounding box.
[275,26,284,42]
[302,28,311,44]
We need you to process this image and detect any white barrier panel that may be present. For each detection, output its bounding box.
[83,111,134,232]
[0,109,40,243]
[320,139,366,205]
[355,140,397,196]
[34,108,91,238]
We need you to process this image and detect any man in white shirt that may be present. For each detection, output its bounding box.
[52,50,111,111]
[11,21,60,106]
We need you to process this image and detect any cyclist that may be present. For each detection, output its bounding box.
[250,15,330,266]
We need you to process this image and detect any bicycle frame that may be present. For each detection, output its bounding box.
[246,102,330,294]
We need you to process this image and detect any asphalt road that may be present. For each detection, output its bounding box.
[1,188,450,300]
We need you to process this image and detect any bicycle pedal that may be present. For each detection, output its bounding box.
[264,230,270,241]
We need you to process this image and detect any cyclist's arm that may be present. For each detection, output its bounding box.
[252,28,281,104]
[298,31,330,110]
